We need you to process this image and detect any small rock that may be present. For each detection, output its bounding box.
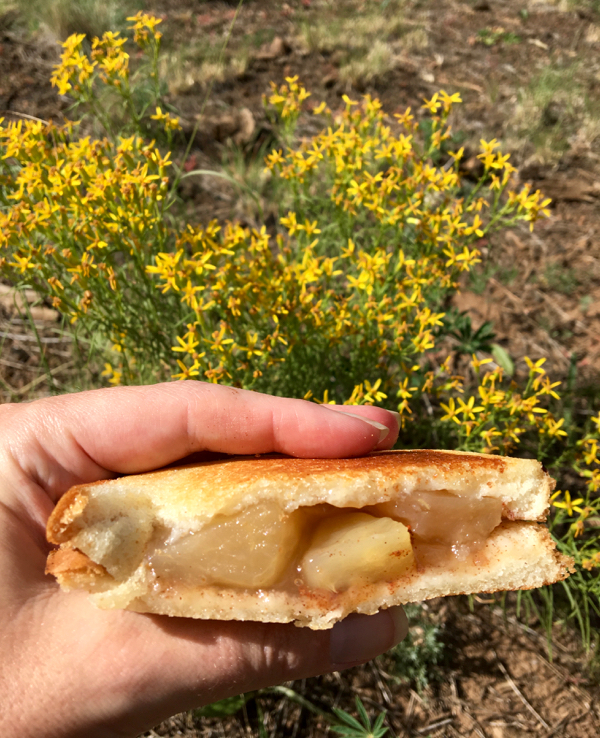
[256,36,290,60]
[233,108,255,146]
[473,0,491,10]
[206,108,256,146]
[542,101,562,127]
[29,306,60,322]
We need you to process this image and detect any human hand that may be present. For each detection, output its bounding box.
[0,382,407,738]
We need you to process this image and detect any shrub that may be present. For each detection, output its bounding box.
[1,14,599,643]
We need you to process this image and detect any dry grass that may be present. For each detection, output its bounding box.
[298,1,410,56]
[401,27,428,53]
[507,60,600,164]
[159,48,229,95]
[339,40,397,87]
[298,1,428,89]
[5,0,141,40]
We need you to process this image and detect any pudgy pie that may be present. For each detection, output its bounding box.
[46,450,572,629]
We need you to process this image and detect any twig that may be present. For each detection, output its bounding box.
[488,277,525,308]
[370,662,393,707]
[0,373,19,402]
[0,357,36,370]
[14,361,74,397]
[462,710,488,738]
[545,715,569,738]
[409,688,426,707]
[0,110,49,124]
[449,674,488,738]
[496,661,550,731]
[536,289,600,341]
[0,332,66,343]
[533,653,591,707]
[416,716,453,733]
[544,705,592,738]
[491,609,570,654]
[405,690,416,724]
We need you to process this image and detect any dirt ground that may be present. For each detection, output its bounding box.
[2,0,600,735]
[142,598,600,738]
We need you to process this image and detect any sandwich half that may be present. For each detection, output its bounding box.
[46,450,572,629]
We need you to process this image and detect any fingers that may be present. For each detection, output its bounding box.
[9,595,407,738]
[327,405,401,451]
[2,382,400,500]
[91,607,408,736]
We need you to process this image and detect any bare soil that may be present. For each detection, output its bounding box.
[2,1,600,735]
[144,600,600,738]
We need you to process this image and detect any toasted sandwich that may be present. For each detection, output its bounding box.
[46,450,572,629]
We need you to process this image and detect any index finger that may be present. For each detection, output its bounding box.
[2,382,399,500]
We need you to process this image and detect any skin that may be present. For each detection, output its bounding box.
[0,381,408,738]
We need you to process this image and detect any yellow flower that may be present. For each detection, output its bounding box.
[364,378,387,404]
[471,354,493,373]
[550,490,584,516]
[422,93,441,114]
[440,397,460,424]
[298,219,321,236]
[457,396,484,420]
[524,356,546,375]
[316,389,336,405]
[151,106,181,132]
[571,519,585,538]
[543,417,568,438]
[172,359,201,380]
[127,11,163,45]
[280,211,299,235]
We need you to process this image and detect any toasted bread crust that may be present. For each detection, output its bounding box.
[44,450,569,628]
[47,489,90,545]
[46,450,554,536]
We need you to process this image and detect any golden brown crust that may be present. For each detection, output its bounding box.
[191,449,508,477]
[47,489,89,544]
[44,449,567,627]
[45,548,106,577]
[46,548,114,592]
[46,449,554,537]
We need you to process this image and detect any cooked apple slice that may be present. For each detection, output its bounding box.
[149,502,303,588]
[300,512,415,592]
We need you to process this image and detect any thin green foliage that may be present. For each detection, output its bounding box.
[388,605,444,691]
[331,697,389,738]
[1,12,600,657]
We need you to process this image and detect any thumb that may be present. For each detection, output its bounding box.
[328,606,409,669]
[121,607,408,731]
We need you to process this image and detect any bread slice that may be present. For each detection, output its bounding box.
[46,450,572,629]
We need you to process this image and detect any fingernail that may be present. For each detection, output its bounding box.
[326,409,389,443]
[330,606,408,669]
[387,411,401,424]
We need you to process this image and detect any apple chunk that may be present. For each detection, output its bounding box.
[300,512,415,592]
[149,502,303,588]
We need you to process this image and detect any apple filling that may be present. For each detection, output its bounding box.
[149,503,301,588]
[372,490,502,568]
[147,490,503,593]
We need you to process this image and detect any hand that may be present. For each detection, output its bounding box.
[0,382,407,738]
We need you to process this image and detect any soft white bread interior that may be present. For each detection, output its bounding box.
[46,450,572,629]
